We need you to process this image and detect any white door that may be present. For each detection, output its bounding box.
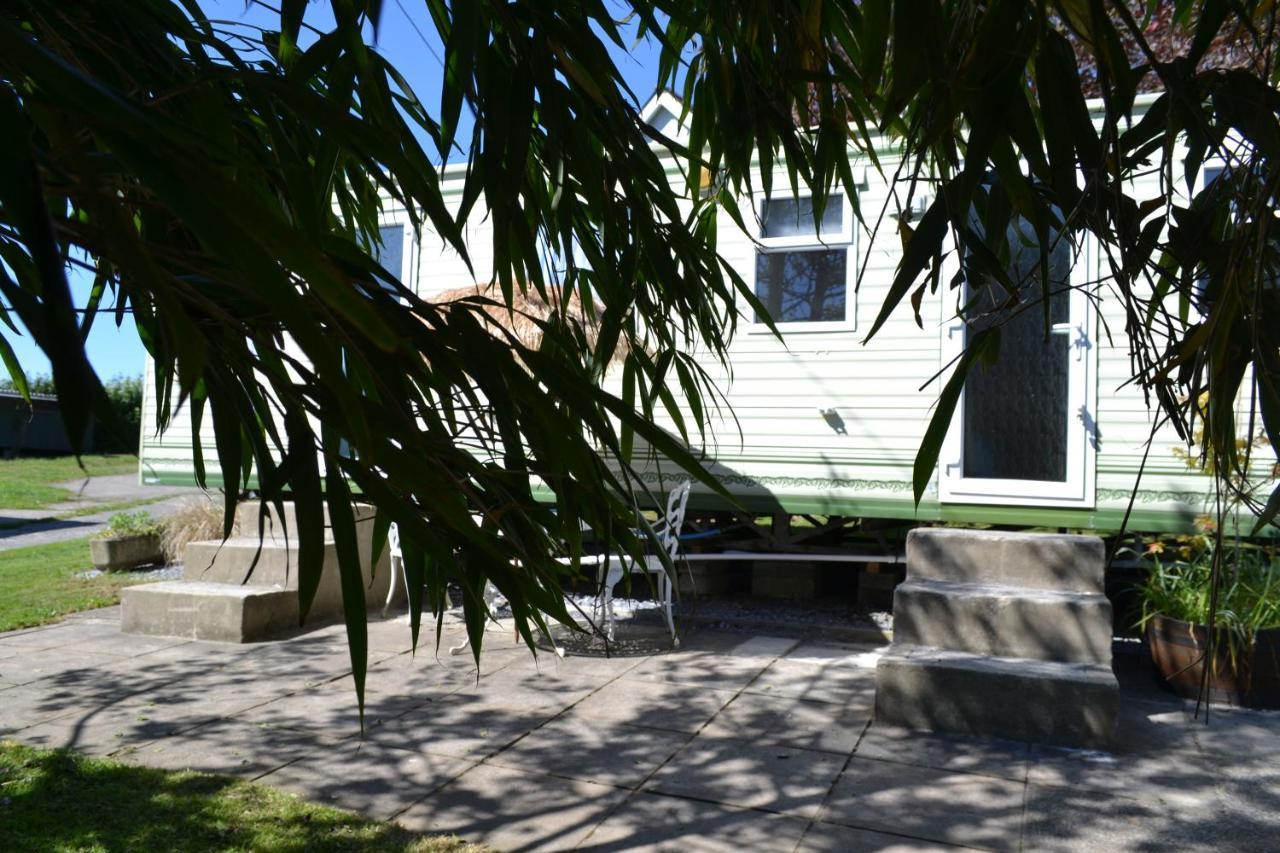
[938,235,1097,507]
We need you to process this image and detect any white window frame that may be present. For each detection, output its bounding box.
[748,192,857,333]
[936,234,1098,508]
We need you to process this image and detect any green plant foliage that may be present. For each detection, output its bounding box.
[0,373,142,452]
[1138,532,1280,666]
[100,510,162,540]
[2,1,1278,712]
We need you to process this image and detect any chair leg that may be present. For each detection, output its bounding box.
[382,555,402,617]
[661,572,678,646]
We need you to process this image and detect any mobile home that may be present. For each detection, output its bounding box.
[140,93,1237,535]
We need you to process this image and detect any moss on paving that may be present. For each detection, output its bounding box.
[0,537,157,633]
[0,741,482,852]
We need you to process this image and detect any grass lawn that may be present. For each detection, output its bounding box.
[0,537,156,633]
[0,454,139,510]
[0,741,481,852]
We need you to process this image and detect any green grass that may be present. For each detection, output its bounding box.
[0,537,156,633]
[0,741,482,853]
[0,455,139,510]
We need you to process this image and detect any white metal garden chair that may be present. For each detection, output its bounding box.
[592,479,691,646]
[381,520,521,654]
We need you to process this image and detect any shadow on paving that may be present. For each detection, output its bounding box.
[1,616,1279,851]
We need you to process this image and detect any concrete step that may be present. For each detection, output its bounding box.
[182,538,331,588]
[891,578,1113,664]
[120,581,301,643]
[906,528,1104,593]
[233,499,378,543]
[874,644,1118,749]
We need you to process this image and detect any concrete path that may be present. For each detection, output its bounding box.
[2,610,1277,851]
[0,474,202,551]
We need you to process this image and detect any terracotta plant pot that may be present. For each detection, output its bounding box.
[90,534,163,572]
[1146,613,1280,710]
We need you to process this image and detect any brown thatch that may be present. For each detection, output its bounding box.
[431,282,626,363]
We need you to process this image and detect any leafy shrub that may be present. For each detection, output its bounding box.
[0,373,142,454]
[100,511,162,540]
[1138,532,1280,663]
[159,498,230,563]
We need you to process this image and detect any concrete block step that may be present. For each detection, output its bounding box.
[121,581,300,643]
[874,644,1118,749]
[233,499,378,543]
[892,578,1113,664]
[906,528,1104,593]
[182,538,336,588]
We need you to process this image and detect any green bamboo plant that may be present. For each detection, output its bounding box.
[2,1,1279,711]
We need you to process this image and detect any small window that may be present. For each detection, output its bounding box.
[753,194,853,328]
[375,225,406,292]
[368,224,413,304]
[761,197,843,240]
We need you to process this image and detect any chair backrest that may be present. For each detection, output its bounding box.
[654,480,692,559]
[387,521,403,559]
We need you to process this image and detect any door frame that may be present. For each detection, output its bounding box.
[937,234,1098,508]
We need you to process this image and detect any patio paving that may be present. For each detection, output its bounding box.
[1,608,1278,851]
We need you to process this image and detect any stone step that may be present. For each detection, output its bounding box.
[183,538,329,588]
[891,578,1113,664]
[906,528,1104,593]
[121,581,302,643]
[233,499,378,543]
[874,644,1118,750]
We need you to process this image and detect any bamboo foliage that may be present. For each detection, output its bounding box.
[1,1,1277,711]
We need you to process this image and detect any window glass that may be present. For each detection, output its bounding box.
[762,196,843,239]
[754,249,847,323]
[375,225,404,287]
[961,238,1072,481]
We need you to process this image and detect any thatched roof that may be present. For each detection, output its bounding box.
[431,283,625,363]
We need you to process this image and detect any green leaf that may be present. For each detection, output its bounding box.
[913,328,1000,504]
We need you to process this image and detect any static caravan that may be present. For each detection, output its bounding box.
[140,93,1235,536]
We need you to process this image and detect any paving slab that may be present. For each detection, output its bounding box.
[257,740,472,820]
[367,692,562,760]
[560,678,739,734]
[485,716,689,788]
[3,609,1278,851]
[701,691,871,755]
[230,681,429,741]
[856,723,1030,782]
[782,641,885,667]
[623,650,777,691]
[395,762,630,852]
[0,685,87,735]
[646,736,847,819]
[116,718,325,778]
[741,658,878,707]
[798,820,965,852]
[16,696,229,756]
[821,757,1026,851]
[582,793,809,852]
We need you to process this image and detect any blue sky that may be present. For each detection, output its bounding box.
[6,1,664,383]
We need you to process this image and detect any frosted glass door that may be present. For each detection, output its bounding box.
[939,237,1095,507]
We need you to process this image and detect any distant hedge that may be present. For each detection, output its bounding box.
[1,374,142,454]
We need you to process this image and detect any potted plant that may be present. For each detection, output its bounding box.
[90,511,165,571]
[1137,526,1280,709]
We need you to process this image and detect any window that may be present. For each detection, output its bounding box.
[374,224,408,299]
[754,195,853,328]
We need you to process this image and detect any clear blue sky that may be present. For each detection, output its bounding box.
[6,0,664,384]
